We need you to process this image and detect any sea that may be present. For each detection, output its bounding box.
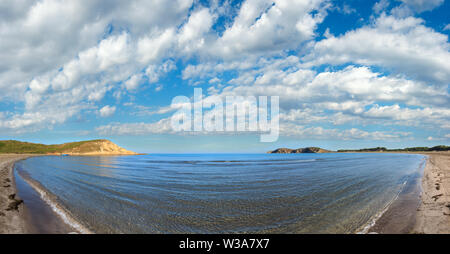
[13,153,426,234]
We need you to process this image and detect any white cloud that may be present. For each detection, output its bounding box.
[95,117,411,142]
[145,60,176,83]
[218,65,448,109]
[373,0,390,14]
[210,0,329,58]
[0,0,193,100]
[96,119,173,135]
[0,0,448,142]
[303,14,450,84]
[177,8,214,54]
[137,28,176,63]
[0,1,195,132]
[99,105,116,117]
[209,77,220,84]
[193,61,450,129]
[394,0,444,14]
[124,74,144,91]
[280,124,411,140]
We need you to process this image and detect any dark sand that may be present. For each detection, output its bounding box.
[3,153,449,234]
[0,155,33,233]
[368,163,422,233]
[369,152,450,234]
[1,154,80,234]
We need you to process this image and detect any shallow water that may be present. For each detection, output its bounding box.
[14,153,425,233]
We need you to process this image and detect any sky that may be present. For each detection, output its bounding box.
[0,0,449,153]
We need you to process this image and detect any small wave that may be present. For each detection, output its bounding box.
[18,173,93,234]
[147,159,319,164]
[356,156,427,234]
[356,180,408,234]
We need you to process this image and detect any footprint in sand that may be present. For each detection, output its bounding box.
[5,199,23,211]
[432,193,443,201]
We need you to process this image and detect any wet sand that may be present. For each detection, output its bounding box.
[413,152,450,233]
[369,152,450,234]
[0,154,33,233]
[1,154,80,234]
[367,160,423,233]
[3,153,449,234]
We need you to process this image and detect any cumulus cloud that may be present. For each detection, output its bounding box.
[0,0,192,99]
[99,105,116,117]
[0,1,196,132]
[96,119,173,135]
[145,60,176,83]
[96,119,411,142]
[280,124,411,140]
[303,14,450,84]
[393,0,444,15]
[373,0,390,14]
[209,0,330,58]
[180,57,450,131]
[0,0,448,144]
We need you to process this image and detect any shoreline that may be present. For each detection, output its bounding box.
[366,152,450,234]
[412,152,450,233]
[365,154,425,233]
[15,168,92,234]
[0,154,91,234]
[0,154,34,233]
[2,153,450,234]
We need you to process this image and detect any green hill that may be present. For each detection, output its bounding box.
[337,145,450,152]
[0,139,138,155]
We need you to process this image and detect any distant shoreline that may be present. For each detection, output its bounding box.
[267,145,450,154]
[2,152,449,234]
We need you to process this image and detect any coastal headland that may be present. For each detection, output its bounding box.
[1,141,449,234]
[0,139,139,156]
[0,139,138,233]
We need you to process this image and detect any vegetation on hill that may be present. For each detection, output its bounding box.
[268,147,332,153]
[0,139,137,155]
[269,145,450,154]
[338,147,388,152]
[337,145,450,152]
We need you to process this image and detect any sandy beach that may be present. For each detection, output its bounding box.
[2,153,449,234]
[0,154,32,233]
[413,152,450,233]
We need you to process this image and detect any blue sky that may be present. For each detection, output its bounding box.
[0,0,449,153]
